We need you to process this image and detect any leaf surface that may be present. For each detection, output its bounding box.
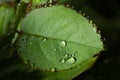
[17,6,103,79]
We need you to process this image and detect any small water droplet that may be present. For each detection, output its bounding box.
[43,38,47,42]
[89,20,93,24]
[51,68,56,72]
[24,60,30,64]
[87,16,89,19]
[92,27,97,32]
[60,59,65,63]
[71,54,75,57]
[49,0,52,3]
[60,41,66,47]
[18,3,20,7]
[64,54,69,58]
[54,49,57,51]
[82,13,85,16]
[30,63,35,67]
[66,4,70,7]
[24,60,28,64]
[66,57,76,64]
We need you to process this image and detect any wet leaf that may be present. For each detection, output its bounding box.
[17,6,103,79]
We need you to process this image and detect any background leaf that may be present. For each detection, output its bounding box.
[22,0,48,5]
[0,6,15,36]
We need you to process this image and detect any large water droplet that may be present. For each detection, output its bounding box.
[51,68,56,72]
[66,57,76,64]
[60,41,66,47]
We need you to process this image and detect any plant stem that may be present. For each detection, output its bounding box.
[14,1,27,31]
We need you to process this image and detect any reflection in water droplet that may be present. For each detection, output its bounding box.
[60,59,65,63]
[51,68,56,72]
[66,57,76,64]
[43,38,47,42]
[60,41,66,47]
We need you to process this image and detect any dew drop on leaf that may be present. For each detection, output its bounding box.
[89,20,93,24]
[43,38,47,42]
[60,59,65,63]
[66,57,76,64]
[71,54,75,57]
[18,3,20,7]
[51,68,56,72]
[64,54,69,58]
[24,60,30,64]
[60,41,66,47]
[30,63,35,67]
[54,48,57,51]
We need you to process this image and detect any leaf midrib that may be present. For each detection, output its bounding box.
[19,31,102,50]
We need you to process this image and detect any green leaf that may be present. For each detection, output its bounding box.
[0,6,14,36]
[36,56,98,80]
[17,6,103,79]
[22,0,48,5]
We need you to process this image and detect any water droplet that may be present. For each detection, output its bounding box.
[60,59,65,63]
[92,27,97,32]
[64,54,69,58]
[51,68,56,72]
[89,20,93,24]
[30,63,35,67]
[98,30,101,34]
[82,13,85,16]
[87,16,89,19]
[18,3,20,7]
[66,4,70,7]
[71,54,75,57]
[24,60,28,64]
[54,49,57,51]
[66,57,76,64]
[48,0,52,3]
[60,41,66,47]
[43,38,47,42]
[24,60,30,64]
